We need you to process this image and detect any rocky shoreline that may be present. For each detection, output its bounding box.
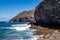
[30,24,60,40]
[10,0,60,40]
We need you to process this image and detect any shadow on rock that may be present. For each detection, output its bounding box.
[33,22,60,29]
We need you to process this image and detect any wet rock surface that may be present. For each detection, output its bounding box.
[31,24,60,40]
[10,0,60,40]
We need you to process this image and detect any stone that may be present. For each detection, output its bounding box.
[10,9,36,23]
[34,0,60,25]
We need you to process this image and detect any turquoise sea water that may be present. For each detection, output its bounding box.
[0,22,38,40]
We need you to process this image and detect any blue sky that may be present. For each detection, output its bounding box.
[0,0,42,21]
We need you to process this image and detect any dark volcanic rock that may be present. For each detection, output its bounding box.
[10,9,35,23]
[34,0,60,25]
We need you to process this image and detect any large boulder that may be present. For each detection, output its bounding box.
[10,9,36,23]
[34,0,60,25]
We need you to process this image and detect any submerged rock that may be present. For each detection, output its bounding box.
[34,0,60,25]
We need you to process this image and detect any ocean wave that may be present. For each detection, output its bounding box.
[0,22,41,40]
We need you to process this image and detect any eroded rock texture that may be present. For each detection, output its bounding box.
[10,9,35,23]
[34,0,60,25]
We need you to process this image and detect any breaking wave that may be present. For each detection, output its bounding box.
[0,22,40,40]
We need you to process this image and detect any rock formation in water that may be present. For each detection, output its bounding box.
[10,9,35,23]
[34,0,60,25]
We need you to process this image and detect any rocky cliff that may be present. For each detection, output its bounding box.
[34,0,60,25]
[10,9,35,23]
[9,1,60,40]
[10,0,60,25]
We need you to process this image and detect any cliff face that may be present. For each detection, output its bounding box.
[34,0,60,25]
[10,0,60,25]
[10,9,36,23]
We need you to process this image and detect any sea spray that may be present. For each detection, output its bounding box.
[0,22,41,40]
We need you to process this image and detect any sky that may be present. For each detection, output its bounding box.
[0,0,42,21]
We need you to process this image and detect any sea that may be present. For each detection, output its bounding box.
[0,21,39,40]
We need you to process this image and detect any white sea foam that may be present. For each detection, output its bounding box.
[5,24,31,31]
[13,25,31,31]
[11,24,28,27]
[0,24,31,31]
[0,22,44,40]
[30,35,44,40]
